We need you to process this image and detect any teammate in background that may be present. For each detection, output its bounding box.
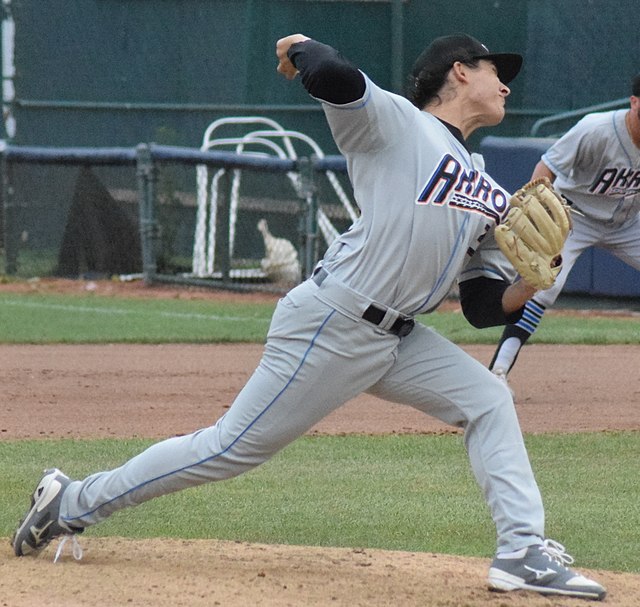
[12,33,605,600]
[490,73,640,395]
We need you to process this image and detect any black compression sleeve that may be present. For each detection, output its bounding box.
[288,40,365,104]
[459,277,525,328]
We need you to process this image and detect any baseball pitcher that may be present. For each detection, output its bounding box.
[12,33,605,601]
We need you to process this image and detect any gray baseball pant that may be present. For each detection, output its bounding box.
[61,277,544,552]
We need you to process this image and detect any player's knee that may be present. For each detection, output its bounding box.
[470,376,514,423]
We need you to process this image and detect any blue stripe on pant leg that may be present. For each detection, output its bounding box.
[63,310,336,525]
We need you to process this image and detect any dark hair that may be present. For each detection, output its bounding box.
[407,57,480,109]
[632,73,640,97]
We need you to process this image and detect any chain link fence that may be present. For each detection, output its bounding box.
[0,142,356,294]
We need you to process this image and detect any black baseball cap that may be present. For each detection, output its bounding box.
[632,73,640,97]
[412,33,523,84]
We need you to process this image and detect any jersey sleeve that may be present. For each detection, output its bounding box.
[457,232,523,328]
[458,230,518,284]
[288,39,417,155]
[321,76,420,155]
[542,115,605,184]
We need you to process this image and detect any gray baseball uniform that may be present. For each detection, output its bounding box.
[491,108,640,376]
[535,109,640,309]
[59,53,544,553]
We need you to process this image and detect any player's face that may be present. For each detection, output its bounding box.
[467,60,510,127]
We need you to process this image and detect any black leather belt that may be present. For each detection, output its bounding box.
[362,304,415,337]
[312,268,415,337]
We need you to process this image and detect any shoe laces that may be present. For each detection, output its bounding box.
[540,539,575,567]
[53,534,84,563]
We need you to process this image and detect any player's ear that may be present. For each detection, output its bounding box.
[450,61,470,84]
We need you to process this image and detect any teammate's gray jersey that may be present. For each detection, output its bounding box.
[543,110,640,227]
[317,75,516,316]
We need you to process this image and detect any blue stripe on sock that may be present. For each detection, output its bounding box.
[516,319,536,334]
[515,300,546,335]
[527,300,546,316]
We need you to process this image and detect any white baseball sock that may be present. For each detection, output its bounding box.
[492,337,522,373]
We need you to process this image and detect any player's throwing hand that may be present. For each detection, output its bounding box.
[276,34,309,79]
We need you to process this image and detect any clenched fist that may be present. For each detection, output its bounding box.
[276,34,310,79]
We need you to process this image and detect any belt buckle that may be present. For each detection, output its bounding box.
[396,318,415,338]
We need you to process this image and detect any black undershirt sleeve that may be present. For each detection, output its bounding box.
[287,40,365,104]
[458,277,526,328]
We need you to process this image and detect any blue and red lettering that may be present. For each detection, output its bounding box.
[417,153,509,219]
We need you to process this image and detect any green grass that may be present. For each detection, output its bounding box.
[427,311,640,344]
[0,292,272,343]
[0,290,639,344]
[1,433,638,572]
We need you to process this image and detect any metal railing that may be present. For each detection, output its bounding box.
[530,97,629,137]
[0,143,349,292]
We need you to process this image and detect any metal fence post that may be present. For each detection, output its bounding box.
[136,143,158,284]
[1,142,17,275]
[217,169,231,282]
[297,155,318,279]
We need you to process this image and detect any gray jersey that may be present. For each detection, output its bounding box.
[318,75,516,316]
[543,110,640,227]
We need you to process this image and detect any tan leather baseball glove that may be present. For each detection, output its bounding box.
[495,177,571,290]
